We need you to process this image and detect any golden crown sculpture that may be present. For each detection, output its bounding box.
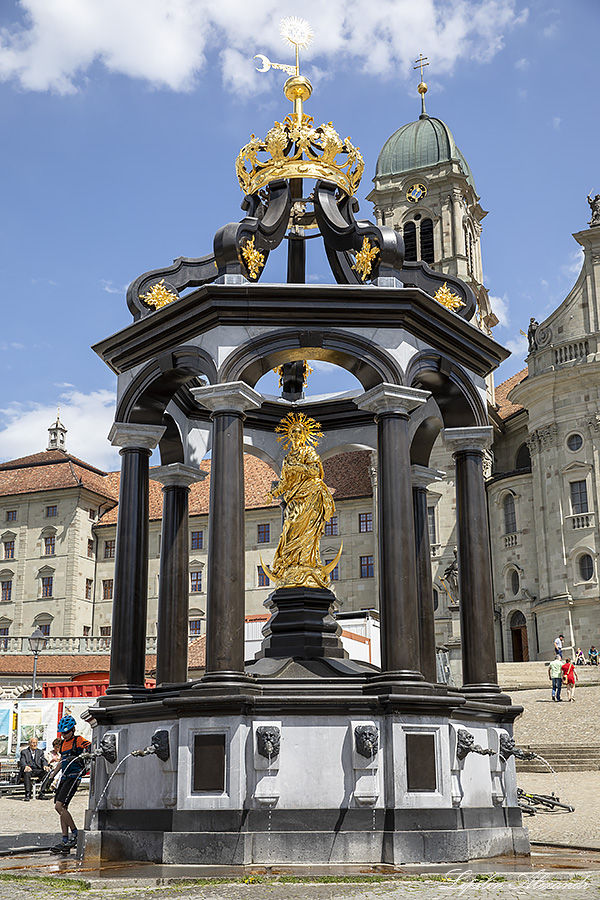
[236,19,364,197]
[236,108,364,197]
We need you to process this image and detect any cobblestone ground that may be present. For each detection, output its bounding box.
[0,689,599,898]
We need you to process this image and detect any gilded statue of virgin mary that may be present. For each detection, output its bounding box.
[262,412,342,589]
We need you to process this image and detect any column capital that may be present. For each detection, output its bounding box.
[443,426,493,455]
[356,383,430,416]
[151,463,208,489]
[108,422,165,451]
[191,381,262,414]
[411,465,445,489]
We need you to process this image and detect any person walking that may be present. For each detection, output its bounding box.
[18,737,50,800]
[49,716,91,854]
[561,657,578,701]
[554,634,565,658]
[548,655,564,701]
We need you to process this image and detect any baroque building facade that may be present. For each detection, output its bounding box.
[1,96,599,669]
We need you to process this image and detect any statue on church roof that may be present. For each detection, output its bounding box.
[587,192,600,227]
[527,318,539,354]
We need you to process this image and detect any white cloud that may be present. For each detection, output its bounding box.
[0,0,527,95]
[0,388,118,470]
[0,341,25,351]
[505,331,528,359]
[552,116,561,130]
[100,279,128,294]
[561,247,584,279]
[514,57,528,69]
[489,293,510,328]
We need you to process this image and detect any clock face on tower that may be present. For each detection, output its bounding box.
[406,183,427,203]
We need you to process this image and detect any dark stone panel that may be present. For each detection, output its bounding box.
[193,733,226,792]
[406,733,437,791]
[257,587,348,660]
[94,809,173,832]
[163,831,249,866]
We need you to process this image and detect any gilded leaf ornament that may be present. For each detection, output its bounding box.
[240,235,266,280]
[433,282,465,312]
[139,279,178,310]
[352,237,379,281]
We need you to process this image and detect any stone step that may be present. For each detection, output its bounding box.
[498,661,600,690]
[515,743,600,772]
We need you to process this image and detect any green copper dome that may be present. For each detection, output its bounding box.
[375,115,476,189]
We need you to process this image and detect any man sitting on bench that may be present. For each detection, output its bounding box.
[19,737,50,800]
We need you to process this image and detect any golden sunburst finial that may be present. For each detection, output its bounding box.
[275,411,323,451]
[433,282,465,312]
[139,279,178,310]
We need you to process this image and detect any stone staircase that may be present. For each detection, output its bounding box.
[516,744,600,773]
[498,661,600,691]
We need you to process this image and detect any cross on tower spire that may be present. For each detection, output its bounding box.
[414,53,429,118]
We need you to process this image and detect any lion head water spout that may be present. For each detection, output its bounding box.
[499,734,536,763]
[456,729,495,761]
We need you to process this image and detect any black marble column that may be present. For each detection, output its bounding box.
[444,427,504,698]
[358,385,429,681]
[106,423,165,698]
[412,466,443,684]
[153,464,206,686]
[191,383,261,684]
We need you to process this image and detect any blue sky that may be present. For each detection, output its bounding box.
[0,0,597,469]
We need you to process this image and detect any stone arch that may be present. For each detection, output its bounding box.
[219,329,404,390]
[405,351,487,429]
[115,345,218,426]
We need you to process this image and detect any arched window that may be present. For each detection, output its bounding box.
[510,570,520,595]
[420,218,434,263]
[510,610,526,628]
[579,554,594,581]
[432,588,439,611]
[515,443,531,471]
[33,613,53,636]
[503,494,516,534]
[403,222,417,261]
[468,234,474,275]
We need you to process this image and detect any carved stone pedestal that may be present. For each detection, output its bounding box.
[255,587,349,660]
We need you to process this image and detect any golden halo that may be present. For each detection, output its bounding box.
[280,16,313,50]
[275,411,323,450]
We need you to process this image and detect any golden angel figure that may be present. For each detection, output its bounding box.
[263,412,341,589]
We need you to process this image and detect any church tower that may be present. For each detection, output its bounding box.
[47,411,67,452]
[366,57,498,336]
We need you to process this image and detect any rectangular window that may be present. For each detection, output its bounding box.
[190,571,202,593]
[46,505,57,517]
[257,566,269,587]
[1,581,11,602]
[85,578,93,600]
[102,579,113,600]
[39,623,50,636]
[189,619,203,636]
[4,541,14,560]
[360,555,374,578]
[44,536,55,555]
[325,560,339,581]
[87,539,94,558]
[82,626,90,636]
[257,523,270,543]
[41,576,53,597]
[0,627,8,649]
[427,507,437,545]
[99,626,111,647]
[324,516,338,536]
[6,510,16,522]
[89,508,96,520]
[359,512,373,533]
[570,480,589,514]
[191,531,203,550]
[104,540,115,559]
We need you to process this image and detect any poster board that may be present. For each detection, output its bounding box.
[60,700,93,742]
[0,703,13,757]
[16,699,60,751]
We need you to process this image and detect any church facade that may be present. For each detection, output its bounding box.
[1,92,599,669]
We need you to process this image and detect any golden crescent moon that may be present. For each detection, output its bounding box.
[259,552,276,583]
[323,542,343,577]
[254,54,271,73]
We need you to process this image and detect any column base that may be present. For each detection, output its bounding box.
[195,671,260,695]
[460,683,513,705]
[98,685,150,705]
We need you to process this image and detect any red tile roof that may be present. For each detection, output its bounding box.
[0,450,118,502]
[495,368,528,420]
[97,450,373,525]
[0,654,155,676]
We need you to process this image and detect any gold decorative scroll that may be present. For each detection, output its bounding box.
[352,237,379,281]
[139,279,178,309]
[273,361,314,389]
[433,282,465,312]
[240,235,266,280]
[263,412,341,589]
